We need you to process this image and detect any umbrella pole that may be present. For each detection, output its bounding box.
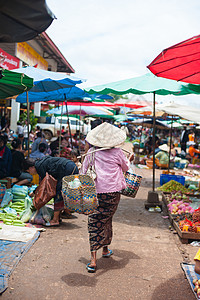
[168,116,173,172]
[64,95,73,148]
[26,91,30,157]
[79,105,81,154]
[58,101,63,156]
[152,92,156,191]
[145,92,160,209]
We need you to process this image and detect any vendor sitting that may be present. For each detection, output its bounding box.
[154,144,169,169]
[188,141,200,159]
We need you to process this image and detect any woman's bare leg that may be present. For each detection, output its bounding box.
[89,251,97,267]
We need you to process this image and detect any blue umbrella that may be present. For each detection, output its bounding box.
[16,86,87,103]
[12,66,86,103]
[12,66,86,153]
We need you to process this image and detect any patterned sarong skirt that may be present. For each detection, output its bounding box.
[88,192,120,252]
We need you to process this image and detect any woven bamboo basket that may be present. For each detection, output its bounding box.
[62,174,98,215]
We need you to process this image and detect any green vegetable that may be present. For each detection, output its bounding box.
[13,220,25,226]
[157,180,190,193]
[3,219,13,225]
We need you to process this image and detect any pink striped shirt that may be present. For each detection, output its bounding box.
[81,147,129,193]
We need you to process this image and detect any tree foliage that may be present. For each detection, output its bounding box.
[19,111,38,130]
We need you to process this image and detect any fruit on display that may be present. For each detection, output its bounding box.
[193,279,200,298]
[165,191,191,203]
[193,208,200,223]
[168,200,194,215]
[158,180,191,193]
[179,218,197,232]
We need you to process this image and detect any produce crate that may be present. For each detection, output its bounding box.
[173,220,200,244]
[160,174,185,186]
[162,193,200,244]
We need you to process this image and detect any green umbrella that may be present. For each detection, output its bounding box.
[85,72,200,196]
[0,69,33,99]
[85,72,194,96]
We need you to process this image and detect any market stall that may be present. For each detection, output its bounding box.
[158,176,200,244]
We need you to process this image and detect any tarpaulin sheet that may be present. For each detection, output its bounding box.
[181,262,200,299]
[0,231,40,294]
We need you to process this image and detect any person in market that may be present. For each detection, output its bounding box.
[22,120,31,150]
[154,144,169,169]
[71,148,81,170]
[180,125,189,153]
[0,135,12,179]
[31,131,49,154]
[10,138,33,185]
[188,129,195,142]
[16,121,24,145]
[30,143,48,160]
[194,249,200,274]
[188,141,200,160]
[50,136,60,152]
[80,122,133,273]
[23,155,79,226]
[1,113,8,131]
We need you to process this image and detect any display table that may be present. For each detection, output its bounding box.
[162,193,200,244]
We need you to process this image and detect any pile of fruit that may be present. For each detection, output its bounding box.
[157,180,191,193]
[179,218,197,232]
[165,191,191,203]
[167,200,194,215]
[193,279,200,297]
[178,209,200,233]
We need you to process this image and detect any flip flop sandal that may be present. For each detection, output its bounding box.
[102,249,113,258]
[86,263,96,273]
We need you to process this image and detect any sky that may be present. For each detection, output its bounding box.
[46,0,200,107]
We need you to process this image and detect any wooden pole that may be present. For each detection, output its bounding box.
[64,95,73,148]
[152,92,156,191]
[58,101,63,156]
[26,91,30,157]
[168,116,174,172]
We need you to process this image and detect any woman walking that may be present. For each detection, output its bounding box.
[81,122,131,272]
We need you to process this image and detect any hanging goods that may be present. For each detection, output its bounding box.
[33,173,57,210]
[121,171,142,198]
[62,174,98,215]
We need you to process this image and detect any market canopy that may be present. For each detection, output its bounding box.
[0,69,33,99]
[131,118,170,130]
[0,0,55,43]
[156,102,200,123]
[46,105,114,116]
[147,34,200,84]
[85,72,196,96]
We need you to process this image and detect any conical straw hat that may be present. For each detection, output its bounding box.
[86,122,126,148]
[159,144,169,152]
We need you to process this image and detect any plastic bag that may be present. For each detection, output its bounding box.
[41,206,54,223]
[1,190,13,207]
[20,206,33,223]
[29,206,54,225]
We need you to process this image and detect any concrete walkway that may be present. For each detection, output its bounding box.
[1,168,197,300]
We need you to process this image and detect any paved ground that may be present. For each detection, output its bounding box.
[1,168,198,300]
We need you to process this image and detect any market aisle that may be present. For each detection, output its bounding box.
[1,169,196,300]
